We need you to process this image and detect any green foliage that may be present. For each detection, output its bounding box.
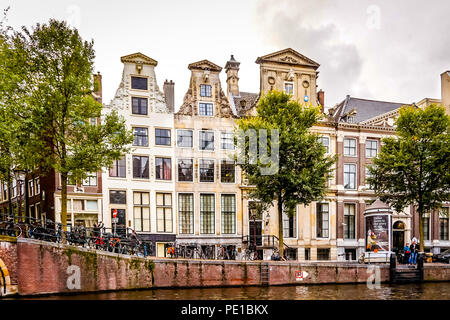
[235,90,336,253]
[368,104,450,250]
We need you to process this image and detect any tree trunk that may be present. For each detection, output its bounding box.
[277,194,284,258]
[418,204,424,252]
[60,172,68,234]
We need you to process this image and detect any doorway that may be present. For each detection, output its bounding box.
[393,220,405,253]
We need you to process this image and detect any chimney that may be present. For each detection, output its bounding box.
[225,55,240,98]
[93,71,102,104]
[441,71,450,115]
[164,79,175,113]
[317,89,325,112]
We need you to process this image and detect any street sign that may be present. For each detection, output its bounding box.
[295,270,309,281]
[112,218,118,224]
[112,209,117,219]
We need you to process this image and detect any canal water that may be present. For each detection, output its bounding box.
[18,282,450,300]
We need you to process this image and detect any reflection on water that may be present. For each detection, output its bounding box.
[21,282,450,300]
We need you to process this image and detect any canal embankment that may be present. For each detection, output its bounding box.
[1,237,449,297]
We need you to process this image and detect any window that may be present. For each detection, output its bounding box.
[440,208,449,241]
[177,159,193,182]
[199,131,214,151]
[155,128,171,146]
[82,172,97,186]
[109,157,126,178]
[344,164,356,189]
[319,136,330,153]
[366,140,378,158]
[179,193,194,234]
[134,192,150,232]
[221,194,236,234]
[3,183,8,200]
[131,76,148,90]
[110,190,126,204]
[177,130,193,148]
[316,203,329,238]
[283,208,297,238]
[199,159,215,182]
[156,193,172,233]
[35,178,40,194]
[28,180,34,196]
[365,166,374,189]
[423,212,430,241]
[73,200,84,211]
[199,103,213,116]
[200,194,215,234]
[155,157,171,180]
[67,172,77,186]
[347,116,354,123]
[344,204,356,239]
[284,82,294,95]
[317,248,330,260]
[220,160,235,183]
[221,132,234,150]
[132,97,148,115]
[133,156,149,179]
[133,127,148,146]
[344,138,356,156]
[200,84,212,97]
[86,200,98,211]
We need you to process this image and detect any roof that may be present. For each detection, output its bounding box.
[331,96,407,124]
[231,91,260,116]
[188,60,222,72]
[255,48,320,69]
[120,52,158,66]
[365,199,392,214]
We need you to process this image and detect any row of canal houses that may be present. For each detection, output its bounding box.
[1,48,449,260]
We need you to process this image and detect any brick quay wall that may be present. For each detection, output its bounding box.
[0,237,449,297]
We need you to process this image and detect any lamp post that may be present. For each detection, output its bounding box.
[13,168,29,224]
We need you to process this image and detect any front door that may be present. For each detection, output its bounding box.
[393,231,404,252]
[249,220,263,246]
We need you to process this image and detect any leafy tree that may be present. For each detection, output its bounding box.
[0,19,133,230]
[368,104,450,251]
[235,91,336,256]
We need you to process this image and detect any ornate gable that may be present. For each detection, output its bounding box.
[255,48,320,69]
[188,60,222,72]
[360,109,400,128]
[120,52,158,66]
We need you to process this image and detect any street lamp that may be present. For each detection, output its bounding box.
[13,168,27,224]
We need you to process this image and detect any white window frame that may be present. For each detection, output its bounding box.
[365,139,378,158]
[199,130,215,151]
[344,163,357,190]
[283,81,294,95]
[198,158,216,183]
[220,131,235,150]
[220,193,237,235]
[176,129,194,148]
[344,138,357,157]
[319,136,330,154]
[316,202,330,239]
[198,101,214,117]
[176,158,194,183]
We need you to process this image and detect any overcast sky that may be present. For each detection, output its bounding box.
[2,0,449,110]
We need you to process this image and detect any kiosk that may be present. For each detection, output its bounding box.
[363,199,393,263]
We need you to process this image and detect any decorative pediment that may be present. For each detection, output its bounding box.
[255,48,320,69]
[188,60,222,72]
[120,52,158,66]
[360,109,400,128]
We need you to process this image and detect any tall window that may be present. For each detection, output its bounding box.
[28,180,34,196]
[134,192,150,232]
[110,157,126,178]
[319,136,330,153]
[316,203,329,238]
[199,131,214,151]
[177,159,193,182]
[283,208,297,238]
[365,166,374,189]
[423,212,430,241]
[155,157,172,180]
[155,128,171,146]
[366,140,378,158]
[220,160,235,183]
[133,127,148,146]
[344,204,356,239]
[179,193,194,234]
[82,172,97,186]
[440,208,449,241]
[199,159,215,182]
[131,76,148,90]
[200,84,212,97]
[177,130,193,148]
[110,190,126,204]
[35,178,40,194]
[221,194,236,234]
[317,248,330,260]
[131,97,148,115]
[200,194,215,234]
[133,156,149,179]
[344,138,356,156]
[156,193,172,233]
[221,132,234,150]
[344,164,356,189]
[199,103,213,116]
[284,82,294,95]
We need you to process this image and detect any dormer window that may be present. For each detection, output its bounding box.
[347,116,354,123]
[200,84,212,97]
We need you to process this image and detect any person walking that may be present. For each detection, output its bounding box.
[409,240,418,265]
[403,242,411,265]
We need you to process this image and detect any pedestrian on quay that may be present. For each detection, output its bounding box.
[409,240,418,265]
[403,242,411,264]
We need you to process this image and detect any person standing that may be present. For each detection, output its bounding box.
[409,240,418,265]
[403,242,411,265]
